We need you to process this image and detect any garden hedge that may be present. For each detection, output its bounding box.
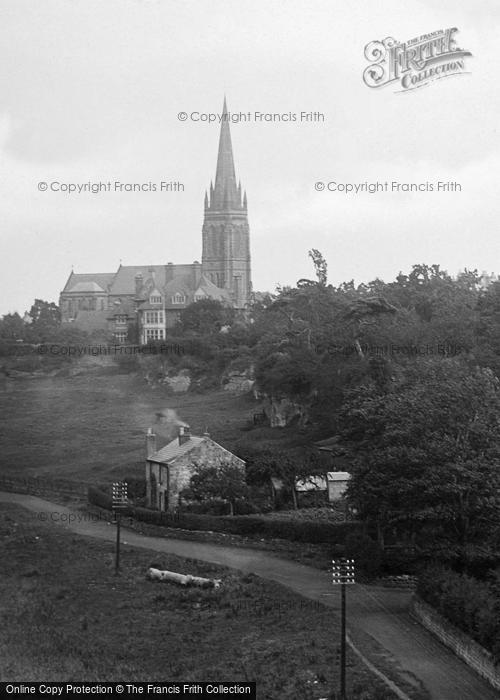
[87,485,359,544]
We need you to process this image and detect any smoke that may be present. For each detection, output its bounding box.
[153,408,189,441]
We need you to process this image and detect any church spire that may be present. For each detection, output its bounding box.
[211,97,240,209]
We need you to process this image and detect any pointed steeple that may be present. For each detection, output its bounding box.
[211,97,240,210]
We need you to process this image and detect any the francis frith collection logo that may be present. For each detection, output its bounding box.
[363,28,472,92]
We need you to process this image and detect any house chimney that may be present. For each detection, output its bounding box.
[135,272,143,297]
[178,424,191,446]
[165,262,174,284]
[193,261,202,286]
[146,427,157,458]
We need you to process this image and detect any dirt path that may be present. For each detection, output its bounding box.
[1,492,497,700]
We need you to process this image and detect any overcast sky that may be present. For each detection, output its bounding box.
[1,0,499,315]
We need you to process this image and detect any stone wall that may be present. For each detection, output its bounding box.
[411,595,500,692]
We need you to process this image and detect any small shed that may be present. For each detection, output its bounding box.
[294,471,351,503]
[326,471,351,501]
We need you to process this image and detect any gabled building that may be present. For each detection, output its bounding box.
[59,97,252,342]
[145,425,245,512]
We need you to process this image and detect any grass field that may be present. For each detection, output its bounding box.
[0,360,304,486]
[0,503,395,699]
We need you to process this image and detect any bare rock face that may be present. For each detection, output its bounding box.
[223,372,255,394]
[162,369,191,393]
[263,395,310,428]
[222,363,255,394]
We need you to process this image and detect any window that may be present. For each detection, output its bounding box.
[194,294,206,302]
[146,329,164,341]
[144,311,164,324]
[116,315,127,324]
[216,273,225,287]
[115,332,127,343]
[150,295,162,304]
[171,293,186,304]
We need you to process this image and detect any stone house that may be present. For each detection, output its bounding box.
[145,425,245,512]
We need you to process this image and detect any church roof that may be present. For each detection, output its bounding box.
[109,265,167,295]
[62,272,115,294]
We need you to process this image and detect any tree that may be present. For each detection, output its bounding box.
[309,248,328,286]
[182,460,249,515]
[249,448,327,510]
[340,359,500,555]
[27,299,60,341]
[177,299,235,335]
[0,312,25,340]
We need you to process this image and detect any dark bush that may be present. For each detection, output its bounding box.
[417,566,500,661]
[344,533,383,578]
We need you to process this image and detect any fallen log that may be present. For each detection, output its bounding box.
[147,567,222,589]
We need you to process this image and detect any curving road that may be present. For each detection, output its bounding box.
[0,492,497,700]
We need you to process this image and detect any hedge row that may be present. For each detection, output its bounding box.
[417,566,500,661]
[87,486,359,544]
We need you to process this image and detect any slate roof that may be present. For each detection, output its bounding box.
[109,265,167,295]
[148,435,245,466]
[62,272,115,294]
[109,264,200,296]
[195,275,231,302]
[148,436,206,464]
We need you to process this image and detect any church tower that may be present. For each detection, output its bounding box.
[202,97,252,308]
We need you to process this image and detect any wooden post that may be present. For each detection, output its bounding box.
[112,481,128,576]
[332,558,355,700]
[340,581,346,699]
[115,510,121,575]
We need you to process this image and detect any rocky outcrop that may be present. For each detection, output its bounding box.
[145,368,191,392]
[222,364,255,394]
[263,395,310,428]
[162,369,191,393]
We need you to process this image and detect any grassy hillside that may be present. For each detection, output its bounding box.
[0,503,396,699]
[0,362,305,485]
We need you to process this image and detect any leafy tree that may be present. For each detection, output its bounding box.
[248,448,327,510]
[177,299,235,335]
[0,312,25,340]
[340,359,500,554]
[182,460,249,515]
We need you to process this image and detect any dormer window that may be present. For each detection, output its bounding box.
[150,295,162,304]
[171,293,186,304]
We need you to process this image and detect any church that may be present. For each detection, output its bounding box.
[59,98,252,343]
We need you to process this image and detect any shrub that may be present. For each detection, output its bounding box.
[344,533,383,578]
[417,566,500,660]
